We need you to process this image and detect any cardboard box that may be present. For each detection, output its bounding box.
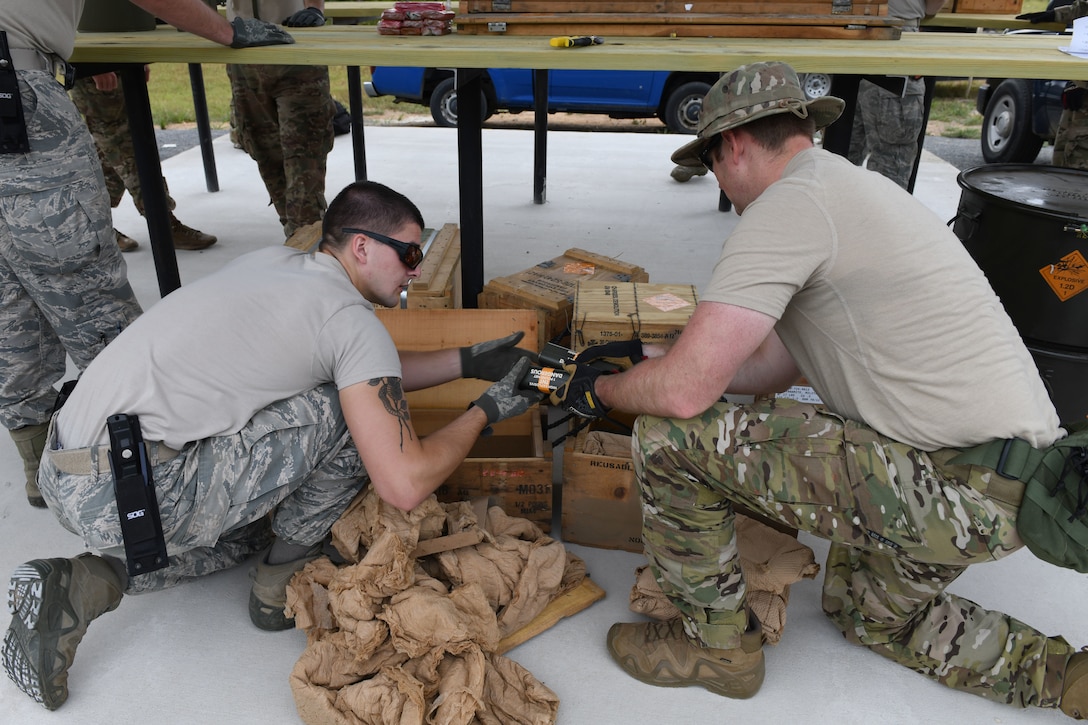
[572,282,698,350]
[286,223,462,310]
[478,248,648,345]
[375,308,552,529]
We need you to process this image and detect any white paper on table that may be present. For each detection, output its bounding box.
[1059,15,1088,58]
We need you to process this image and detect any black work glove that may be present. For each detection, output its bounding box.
[460,331,539,382]
[549,363,610,419]
[471,358,543,427]
[230,17,296,48]
[575,339,645,372]
[282,7,325,27]
[1015,10,1056,23]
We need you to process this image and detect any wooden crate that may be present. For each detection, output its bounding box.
[456,0,898,39]
[561,421,644,552]
[572,282,698,350]
[374,308,552,529]
[478,248,648,345]
[407,223,462,309]
[949,0,1021,13]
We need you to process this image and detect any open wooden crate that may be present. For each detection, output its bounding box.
[374,308,552,529]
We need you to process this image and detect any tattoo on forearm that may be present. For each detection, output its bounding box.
[369,377,414,449]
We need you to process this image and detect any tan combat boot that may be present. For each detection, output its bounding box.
[9,423,49,508]
[113,228,139,252]
[2,554,124,710]
[670,164,709,183]
[170,216,217,251]
[1062,649,1088,719]
[248,544,323,631]
[607,616,765,699]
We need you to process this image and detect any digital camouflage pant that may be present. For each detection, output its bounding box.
[847,76,926,190]
[0,71,141,431]
[68,74,179,216]
[226,64,335,238]
[38,384,366,594]
[633,397,1076,710]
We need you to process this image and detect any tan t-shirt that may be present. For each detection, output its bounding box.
[702,148,1060,451]
[0,0,83,60]
[57,247,402,450]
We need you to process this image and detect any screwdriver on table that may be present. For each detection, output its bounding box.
[549,36,604,48]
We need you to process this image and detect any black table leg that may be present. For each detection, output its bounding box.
[187,63,219,193]
[347,66,367,181]
[533,69,548,205]
[119,63,181,296]
[456,69,485,308]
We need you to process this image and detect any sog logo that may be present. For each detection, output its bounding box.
[126,509,146,521]
[0,92,13,100]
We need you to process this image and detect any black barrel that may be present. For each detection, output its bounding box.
[1029,344,1088,426]
[953,164,1088,351]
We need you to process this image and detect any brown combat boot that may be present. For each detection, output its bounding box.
[1062,649,1088,719]
[2,554,124,710]
[9,423,49,508]
[248,544,323,631]
[113,228,139,252]
[170,216,217,251]
[607,617,765,699]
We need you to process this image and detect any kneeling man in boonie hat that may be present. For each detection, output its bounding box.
[577,61,1083,718]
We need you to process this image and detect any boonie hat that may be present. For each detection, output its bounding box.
[671,61,845,168]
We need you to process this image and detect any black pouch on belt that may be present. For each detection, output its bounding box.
[107,413,169,577]
[0,31,30,154]
[1062,82,1086,112]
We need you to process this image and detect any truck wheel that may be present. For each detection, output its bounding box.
[663,81,710,135]
[981,79,1044,164]
[429,77,490,128]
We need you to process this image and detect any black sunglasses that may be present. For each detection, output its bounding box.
[342,227,424,270]
[699,133,723,171]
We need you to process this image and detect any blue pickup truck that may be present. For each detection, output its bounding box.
[364,66,833,134]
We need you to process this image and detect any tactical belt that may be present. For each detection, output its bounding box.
[47,439,181,475]
[6,46,73,87]
[951,438,1032,509]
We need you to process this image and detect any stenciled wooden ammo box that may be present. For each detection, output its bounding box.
[374,308,552,529]
[572,282,698,351]
[478,248,648,345]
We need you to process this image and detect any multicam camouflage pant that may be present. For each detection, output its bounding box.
[847,76,926,190]
[1052,99,1088,171]
[68,74,178,216]
[0,71,142,431]
[226,64,335,238]
[633,398,1075,710]
[38,384,367,594]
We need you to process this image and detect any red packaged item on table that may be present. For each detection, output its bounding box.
[381,9,406,20]
[421,25,452,35]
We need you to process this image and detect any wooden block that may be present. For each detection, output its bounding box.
[496,577,606,654]
[572,281,698,350]
[950,0,1020,12]
[284,220,322,251]
[407,223,462,309]
[561,424,644,553]
[478,248,648,345]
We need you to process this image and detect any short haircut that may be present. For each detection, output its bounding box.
[739,112,816,152]
[320,180,425,251]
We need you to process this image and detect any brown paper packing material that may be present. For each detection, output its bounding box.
[628,514,821,645]
[287,489,588,724]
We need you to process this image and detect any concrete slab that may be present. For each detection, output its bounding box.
[1,127,1083,725]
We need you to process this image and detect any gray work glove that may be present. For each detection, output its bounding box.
[471,358,543,428]
[282,7,325,27]
[460,331,539,382]
[1015,10,1056,23]
[230,17,296,48]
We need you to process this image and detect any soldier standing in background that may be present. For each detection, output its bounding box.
[69,69,218,252]
[225,0,337,239]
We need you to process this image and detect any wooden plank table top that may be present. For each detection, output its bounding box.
[72,24,1088,80]
[921,11,1064,29]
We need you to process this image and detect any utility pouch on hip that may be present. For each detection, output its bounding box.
[1062,83,1086,112]
[0,31,30,154]
[107,413,169,577]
